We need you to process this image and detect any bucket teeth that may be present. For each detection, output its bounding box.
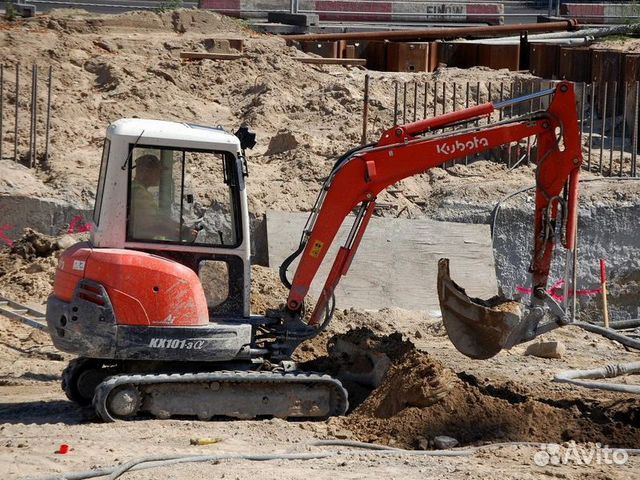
[437,258,526,360]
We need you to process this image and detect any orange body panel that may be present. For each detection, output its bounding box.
[54,245,209,327]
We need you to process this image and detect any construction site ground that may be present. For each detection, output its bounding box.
[0,8,639,480]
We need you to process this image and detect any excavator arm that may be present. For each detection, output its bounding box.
[278,81,582,359]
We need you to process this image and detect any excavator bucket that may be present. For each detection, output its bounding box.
[437,258,529,360]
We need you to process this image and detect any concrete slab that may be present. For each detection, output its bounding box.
[266,211,497,312]
[267,12,319,27]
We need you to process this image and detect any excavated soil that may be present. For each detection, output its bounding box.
[320,330,640,450]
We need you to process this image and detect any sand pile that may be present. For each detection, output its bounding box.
[313,329,640,449]
[0,9,548,222]
[0,229,89,305]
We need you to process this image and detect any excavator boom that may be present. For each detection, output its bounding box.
[280,81,582,359]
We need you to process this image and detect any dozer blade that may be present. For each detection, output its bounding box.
[437,258,529,360]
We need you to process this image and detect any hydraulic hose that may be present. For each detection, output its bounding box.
[554,361,640,394]
[573,321,640,351]
[35,440,640,480]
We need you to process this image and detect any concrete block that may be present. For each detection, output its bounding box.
[525,341,567,359]
[267,12,319,26]
[267,211,497,312]
[14,2,36,17]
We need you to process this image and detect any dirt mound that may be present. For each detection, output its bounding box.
[328,331,640,449]
[354,351,457,418]
[0,229,87,305]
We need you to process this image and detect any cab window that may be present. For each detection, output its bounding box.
[127,146,240,247]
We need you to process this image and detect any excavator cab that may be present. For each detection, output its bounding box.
[91,119,251,319]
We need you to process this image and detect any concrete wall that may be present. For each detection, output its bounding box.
[266,210,497,312]
[0,194,92,244]
[562,3,640,24]
[493,195,640,321]
[199,0,504,24]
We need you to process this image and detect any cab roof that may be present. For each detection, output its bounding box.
[107,119,240,150]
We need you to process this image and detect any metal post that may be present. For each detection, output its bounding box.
[556,0,561,17]
[508,82,514,167]
[452,82,458,112]
[44,65,52,166]
[361,74,370,146]
[588,82,595,171]
[433,82,438,118]
[30,64,38,168]
[403,81,407,124]
[609,81,617,176]
[413,82,418,123]
[487,81,493,128]
[526,80,533,165]
[620,82,627,177]
[0,65,3,161]
[290,0,298,14]
[14,64,19,162]
[599,82,608,175]
[465,82,470,165]
[442,81,447,115]
[571,214,578,323]
[29,66,33,166]
[633,81,639,177]
[423,82,428,119]
[499,82,504,121]
[393,82,398,126]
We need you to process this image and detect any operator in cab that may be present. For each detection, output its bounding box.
[129,154,197,242]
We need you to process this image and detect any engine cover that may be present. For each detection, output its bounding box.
[53,243,209,327]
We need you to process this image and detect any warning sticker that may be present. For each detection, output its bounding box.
[72,260,86,271]
[309,240,324,258]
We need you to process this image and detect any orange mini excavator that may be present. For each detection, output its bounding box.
[46,81,582,421]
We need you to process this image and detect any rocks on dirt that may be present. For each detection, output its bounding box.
[265,130,300,156]
[524,340,567,359]
[433,435,459,449]
[10,228,60,260]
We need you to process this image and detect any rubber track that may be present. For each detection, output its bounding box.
[93,370,349,422]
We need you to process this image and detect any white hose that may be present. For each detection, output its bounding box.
[554,361,640,394]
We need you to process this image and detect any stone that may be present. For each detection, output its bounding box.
[56,235,78,250]
[417,437,430,450]
[94,39,117,53]
[433,435,459,449]
[524,340,566,359]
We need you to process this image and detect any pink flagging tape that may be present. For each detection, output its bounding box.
[516,278,602,302]
[67,216,93,234]
[0,224,14,247]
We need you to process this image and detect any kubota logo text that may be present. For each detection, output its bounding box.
[436,136,489,155]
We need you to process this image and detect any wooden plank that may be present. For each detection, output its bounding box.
[294,57,367,66]
[266,211,498,313]
[180,52,243,60]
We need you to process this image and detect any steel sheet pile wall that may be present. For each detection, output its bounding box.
[362,76,639,177]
